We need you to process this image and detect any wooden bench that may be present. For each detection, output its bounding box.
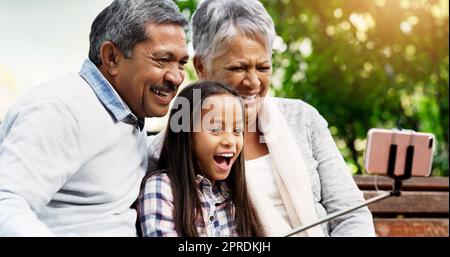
[354,175,449,237]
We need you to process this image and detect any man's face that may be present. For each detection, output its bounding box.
[114,23,189,118]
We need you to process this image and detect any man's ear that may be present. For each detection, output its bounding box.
[193,56,207,79]
[99,41,122,76]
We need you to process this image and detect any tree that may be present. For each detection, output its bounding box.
[177,0,449,176]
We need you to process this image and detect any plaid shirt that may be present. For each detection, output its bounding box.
[138,172,237,237]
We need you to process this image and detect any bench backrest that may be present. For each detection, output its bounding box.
[353,175,449,237]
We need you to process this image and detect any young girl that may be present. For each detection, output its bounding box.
[138,81,263,237]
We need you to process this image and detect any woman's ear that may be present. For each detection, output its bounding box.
[99,41,122,76]
[193,56,207,79]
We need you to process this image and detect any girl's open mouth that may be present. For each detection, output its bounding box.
[213,153,234,171]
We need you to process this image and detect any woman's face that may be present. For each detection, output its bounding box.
[196,35,272,124]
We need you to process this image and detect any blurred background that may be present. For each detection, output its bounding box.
[0,0,448,176]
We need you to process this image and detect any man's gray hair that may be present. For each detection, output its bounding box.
[89,0,187,65]
[191,0,276,67]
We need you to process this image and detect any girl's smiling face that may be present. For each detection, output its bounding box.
[192,94,244,185]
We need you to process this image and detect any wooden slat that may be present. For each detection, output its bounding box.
[374,218,449,237]
[354,175,449,191]
[363,191,449,214]
[354,175,449,237]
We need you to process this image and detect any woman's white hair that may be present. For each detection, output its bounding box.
[191,0,276,67]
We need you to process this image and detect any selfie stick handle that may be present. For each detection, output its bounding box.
[283,128,415,237]
[281,191,392,237]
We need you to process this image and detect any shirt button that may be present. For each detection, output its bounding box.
[209,216,214,222]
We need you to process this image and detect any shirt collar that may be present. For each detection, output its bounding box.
[79,59,145,131]
[196,174,230,202]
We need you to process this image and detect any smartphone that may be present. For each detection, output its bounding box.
[364,128,435,177]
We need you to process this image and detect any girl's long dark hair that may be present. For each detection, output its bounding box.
[155,81,264,237]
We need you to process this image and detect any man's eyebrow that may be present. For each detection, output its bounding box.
[180,54,190,63]
[152,50,175,59]
[153,50,190,62]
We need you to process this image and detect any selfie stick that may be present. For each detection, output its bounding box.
[283,129,414,237]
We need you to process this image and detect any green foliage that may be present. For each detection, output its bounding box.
[177,0,449,176]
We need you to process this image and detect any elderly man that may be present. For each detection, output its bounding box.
[0,0,189,236]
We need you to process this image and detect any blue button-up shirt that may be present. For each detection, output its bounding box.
[79,59,145,131]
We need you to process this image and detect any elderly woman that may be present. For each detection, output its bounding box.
[147,0,375,237]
